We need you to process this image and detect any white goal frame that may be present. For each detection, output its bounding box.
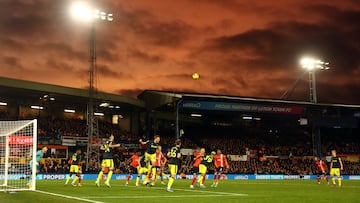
[0,119,37,191]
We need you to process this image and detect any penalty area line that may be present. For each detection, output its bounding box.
[114,184,248,197]
[82,194,240,199]
[35,190,105,203]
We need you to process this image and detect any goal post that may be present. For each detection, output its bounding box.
[0,119,37,192]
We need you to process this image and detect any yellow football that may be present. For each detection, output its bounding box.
[192,73,200,80]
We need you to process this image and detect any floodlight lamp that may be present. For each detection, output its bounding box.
[107,13,113,21]
[70,2,92,21]
[93,9,100,19]
[300,58,315,70]
[300,57,329,70]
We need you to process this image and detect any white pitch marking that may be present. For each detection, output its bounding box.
[113,184,248,197]
[35,190,105,203]
[83,194,241,199]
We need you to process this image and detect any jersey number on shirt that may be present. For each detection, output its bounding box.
[104,144,110,152]
[170,147,177,158]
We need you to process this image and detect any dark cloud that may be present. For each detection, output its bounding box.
[128,48,165,63]
[97,49,120,62]
[2,56,24,70]
[137,20,195,47]
[0,0,358,104]
[39,42,87,61]
[97,64,132,79]
[0,38,24,51]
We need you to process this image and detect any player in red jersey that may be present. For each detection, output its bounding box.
[315,157,329,185]
[151,146,167,186]
[125,151,141,186]
[212,149,229,187]
[190,148,205,188]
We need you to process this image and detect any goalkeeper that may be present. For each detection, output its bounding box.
[28,146,48,188]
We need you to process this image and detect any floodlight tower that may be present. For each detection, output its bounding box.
[70,2,113,170]
[300,57,329,158]
[300,58,329,103]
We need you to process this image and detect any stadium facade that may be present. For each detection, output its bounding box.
[1,76,359,165]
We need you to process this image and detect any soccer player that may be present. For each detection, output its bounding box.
[190,147,204,188]
[330,150,343,187]
[125,151,140,186]
[166,139,182,192]
[95,134,120,188]
[65,149,82,186]
[139,135,161,184]
[151,146,167,186]
[135,155,148,186]
[199,151,216,188]
[315,157,329,185]
[28,146,48,188]
[212,149,229,187]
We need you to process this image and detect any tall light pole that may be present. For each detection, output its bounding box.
[300,58,329,103]
[70,2,113,170]
[300,57,329,158]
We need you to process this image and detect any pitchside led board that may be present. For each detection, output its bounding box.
[33,174,360,181]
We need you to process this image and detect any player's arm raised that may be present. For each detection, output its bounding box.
[194,154,202,161]
[109,143,121,148]
[139,139,148,145]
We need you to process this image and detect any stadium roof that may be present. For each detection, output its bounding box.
[139,90,360,129]
[0,76,144,109]
[138,90,360,110]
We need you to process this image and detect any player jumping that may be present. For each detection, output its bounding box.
[139,135,160,185]
[212,149,229,187]
[95,134,120,188]
[65,149,82,186]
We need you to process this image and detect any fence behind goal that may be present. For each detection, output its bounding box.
[0,119,37,191]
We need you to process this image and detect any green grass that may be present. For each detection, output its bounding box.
[0,179,359,203]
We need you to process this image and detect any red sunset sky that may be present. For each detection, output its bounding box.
[0,0,359,104]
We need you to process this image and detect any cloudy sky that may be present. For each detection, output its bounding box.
[0,0,359,104]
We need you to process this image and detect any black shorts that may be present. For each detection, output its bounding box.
[192,166,199,174]
[215,167,225,173]
[128,166,138,174]
[317,170,327,176]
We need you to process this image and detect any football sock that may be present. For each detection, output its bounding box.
[106,170,113,183]
[168,177,174,188]
[66,175,71,184]
[191,176,197,185]
[136,176,140,185]
[72,175,79,184]
[199,175,204,185]
[97,171,104,182]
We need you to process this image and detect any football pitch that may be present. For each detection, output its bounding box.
[1,179,359,203]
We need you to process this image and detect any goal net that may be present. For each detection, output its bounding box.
[0,119,37,191]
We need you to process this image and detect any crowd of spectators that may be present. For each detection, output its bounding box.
[1,112,359,175]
